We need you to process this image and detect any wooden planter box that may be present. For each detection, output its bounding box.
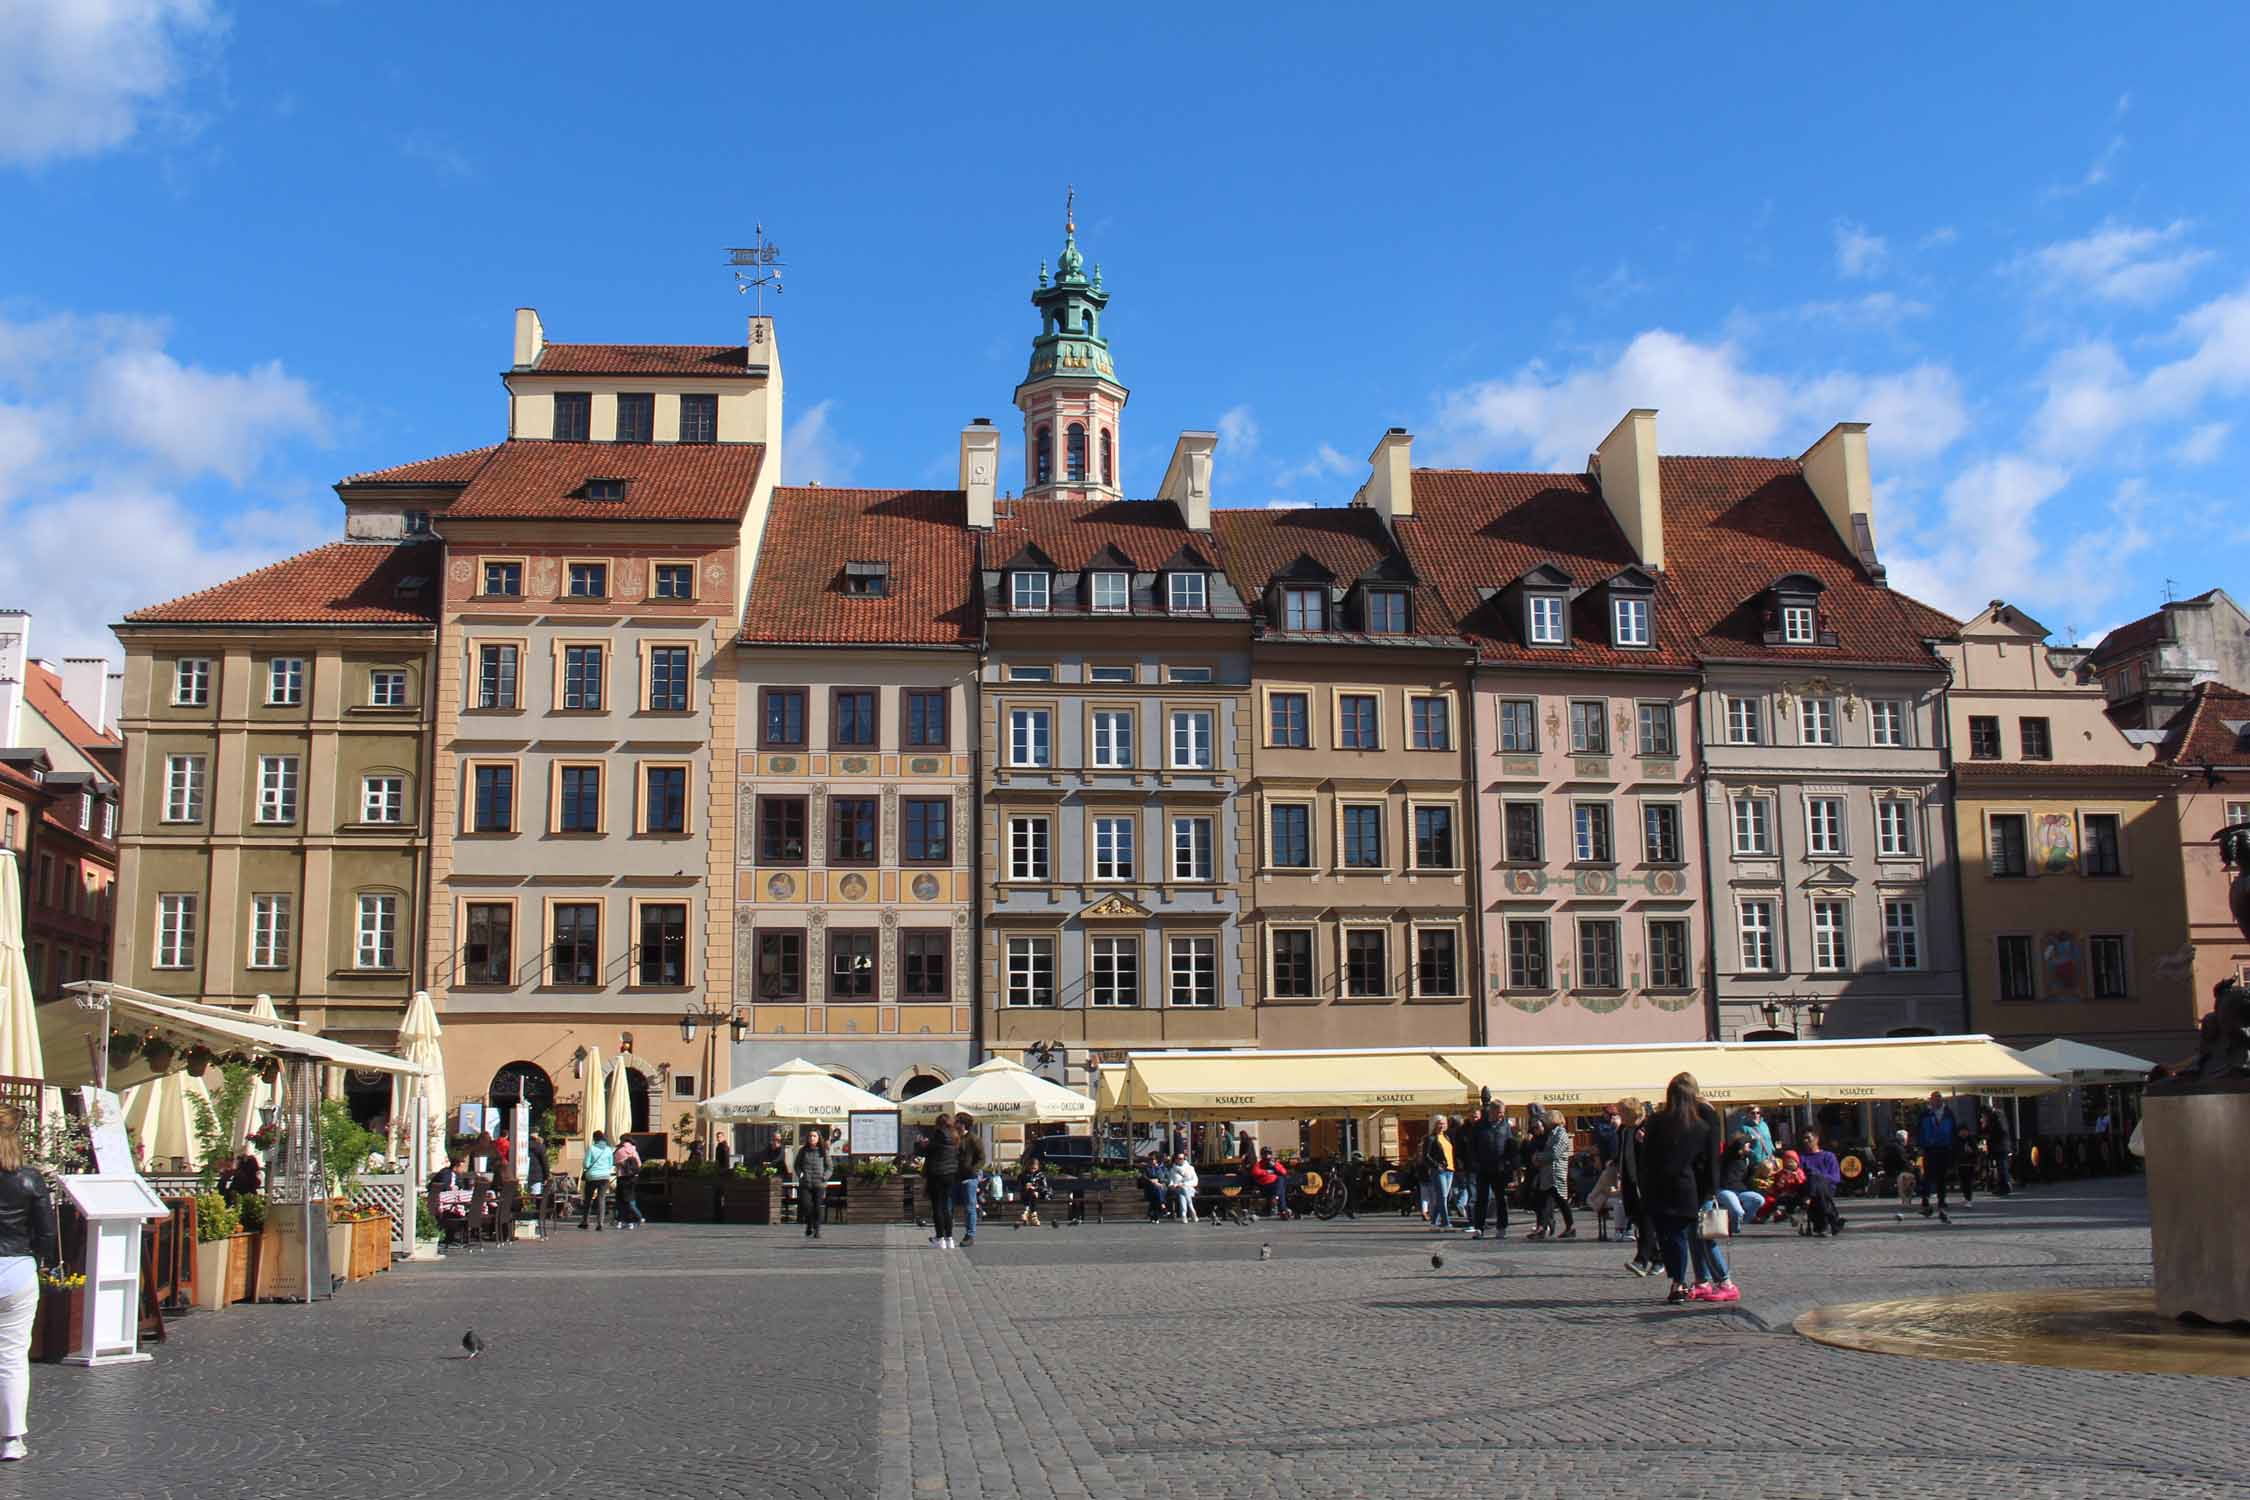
[671,1176,719,1223]
[719,1175,773,1224]
[31,1287,86,1363]
[635,1176,672,1222]
[226,1233,256,1304]
[192,1240,231,1311]
[347,1215,391,1279]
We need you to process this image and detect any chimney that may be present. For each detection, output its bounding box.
[512,307,545,369]
[1592,409,1662,569]
[1158,431,1218,532]
[0,611,26,745]
[960,419,1000,530]
[1799,422,1882,580]
[1352,427,1415,526]
[60,658,111,734]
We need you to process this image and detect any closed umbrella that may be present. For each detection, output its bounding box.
[0,853,42,1085]
[235,993,286,1156]
[390,990,446,1178]
[605,1058,633,1143]
[698,1058,895,1124]
[121,1068,215,1172]
[899,1056,1095,1124]
[579,1046,607,1161]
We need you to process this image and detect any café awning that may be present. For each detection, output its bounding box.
[1436,1036,2060,1106]
[1121,1049,1473,1118]
[2010,1038,2157,1086]
[45,982,423,1088]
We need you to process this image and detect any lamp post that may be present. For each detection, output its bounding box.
[680,1005,748,1152]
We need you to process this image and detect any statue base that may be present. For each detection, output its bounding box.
[2143,1080,2250,1324]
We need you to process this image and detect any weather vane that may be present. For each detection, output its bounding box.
[726,225,784,315]
[1065,184,1075,236]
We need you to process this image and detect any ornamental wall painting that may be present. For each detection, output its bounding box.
[2042,928,2082,1000]
[2034,812,2077,875]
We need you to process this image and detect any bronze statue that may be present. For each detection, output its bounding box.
[2155,978,2250,1088]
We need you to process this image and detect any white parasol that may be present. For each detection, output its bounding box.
[898,1056,1095,1124]
[390,989,447,1181]
[698,1058,896,1124]
[121,1067,215,1172]
[0,854,41,1084]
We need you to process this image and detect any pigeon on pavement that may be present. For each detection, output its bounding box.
[1430,1252,1444,1270]
[1258,1244,1273,1261]
[462,1330,486,1359]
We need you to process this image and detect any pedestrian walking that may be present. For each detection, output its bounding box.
[1617,1099,1660,1275]
[922,1118,962,1248]
[954,1113,985,1246]
[1638,1073,1731,1304]
[1916,1092,1958,1222]
[1421,1115,1456,1231]
[579,1131,616,1231]
[1980,1106,2014,1197]
[0,1107,55,1462]
[1466,1105,1507,1238]
[795,1128,831,1239]
[1527,1113,1576,1240]
[612,1137,643,1230]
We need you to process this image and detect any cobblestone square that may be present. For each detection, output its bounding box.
[11,1180,2241,1500]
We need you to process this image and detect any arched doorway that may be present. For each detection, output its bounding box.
[624,1066,651,1134]
[344,1068,390,1130]
[900,1073,945,1100]
[1740,1029,1795,1043]
[489,1062,555,1136]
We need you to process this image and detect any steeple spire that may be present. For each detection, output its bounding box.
[1015,195,1128,498]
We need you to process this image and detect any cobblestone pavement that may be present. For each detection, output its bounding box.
[10,1180,2241,1500]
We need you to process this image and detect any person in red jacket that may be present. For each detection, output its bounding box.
[1249,1147,1292,1220]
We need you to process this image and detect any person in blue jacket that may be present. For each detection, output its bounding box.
[1915,1093,1958,1223]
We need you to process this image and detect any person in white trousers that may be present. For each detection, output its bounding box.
[0,1105,57,1462]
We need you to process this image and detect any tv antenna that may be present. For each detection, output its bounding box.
[727,226,784,314]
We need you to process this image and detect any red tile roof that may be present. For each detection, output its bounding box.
[339,445,500,486]
[444,440,763,523]
[2153,682,2250,766]
[122,542,442,626]
[1954,761,2169,784]
[2082,594,2221,667]
[1891,592,1964,642]
[988,498,1214,572]
[1211,506,1459,644]
[1393,471,1700,671]
[528,344,767,379]
[739,488,978,647]
[23,663,119,751]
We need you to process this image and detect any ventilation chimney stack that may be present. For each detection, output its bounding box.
[1592,409,1662,569]
[512,307,545,369]
[1354,427,1414,527]
[1799,422,1882,580]
[60,658,112,735]
[960,419,1000,530]
[0,612,26,746]
[1158,431,1218,531]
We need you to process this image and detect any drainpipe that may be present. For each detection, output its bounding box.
[1932,664,1972,1035]
[1691,670,1723,1040]
[971,531,989,1066]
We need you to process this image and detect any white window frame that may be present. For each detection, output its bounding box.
[1611,595,1650,647]
[155,894,198,970]
[1781,603,1816,644]
[172,658,212,707]
[1007,816,1051,881]
[1876,798,1916,858]
[1089,935,1140,1007]
[1170,815,1215,882]
[1738,899,1778,973]
[248,893,291,970]
[356,893,399,970]
[1008,707,1052,768]
[1282,587,1325,631]
[1168,709,1214,770]
[361,774,406,825]
[1011,572,1051,613]
[369,669,408,708]
[1528,593,1566,645]
[1810,897,1850,973]
[1090,571,1130,613]
[1800,697,1836,746]
[1167,935,1219,1007]
[163,754,206,823]
[1806,795,1846,857]
[256,755,300,825]
[1092,816,1136,882]
[1167,572,1208,613]
[1090,708,1135,769]
[1725,695,1763,745]
[1883,898,1922,972]
[1731,795,1772,857]
[266,657,305,707]
[1005,936,1057,1007]
[1870,699,1907,748]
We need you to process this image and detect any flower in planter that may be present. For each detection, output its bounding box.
[107,1033,139,1071]
[38,1270,84,1290]
[183,1044,215,1078]
[259,1056,283,1085]
[141,1035,178,1073]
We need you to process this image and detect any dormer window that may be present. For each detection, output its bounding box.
[1283,587,1326,632]
[586,478,628,502]
[1167,572,1207,613]
[843,561,890,598]
[1012,571,1051,613]
[1528,594,1566,646]
[1782,604,1815,643]
[1612,596,1650,647]
[1090,571,1130,613]
[1759,574,1834,647]
[403,509,431,536]
[1364,589,1408,635]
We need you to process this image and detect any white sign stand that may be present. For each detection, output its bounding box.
[59,1174,169,1366]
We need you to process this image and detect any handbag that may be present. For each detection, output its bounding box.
[1698,1202,1731,1240]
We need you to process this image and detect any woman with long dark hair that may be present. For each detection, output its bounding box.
[923,1114,963,1249]
[0,1106,56,1460]
[1636,1073,1724,1304]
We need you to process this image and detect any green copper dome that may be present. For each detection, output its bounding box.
[1018,207,1120,393]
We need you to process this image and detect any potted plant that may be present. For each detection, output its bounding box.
[141,1034,177,1074]
[190,1192,240,1310]
[31,1269,86,1363]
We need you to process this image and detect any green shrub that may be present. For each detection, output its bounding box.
[318,1098,384,1197]
[193,1191,240,1241]
[415,1196,440,1242]
[236,1193,269,1233]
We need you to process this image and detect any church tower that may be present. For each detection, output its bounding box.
[1015,194,1128,500]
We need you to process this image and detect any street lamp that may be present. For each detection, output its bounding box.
[680,1005,746,1152]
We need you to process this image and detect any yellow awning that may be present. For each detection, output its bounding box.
[1123,1050,1472,1117]
[1437,1036,2060,1107]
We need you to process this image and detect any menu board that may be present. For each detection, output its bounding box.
[78,1088,135,1176]
[847,1110,899,1159]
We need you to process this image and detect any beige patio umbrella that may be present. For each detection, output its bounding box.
[605,1057,634,1142]
[0,853,42,1084]
[579,1045,607,1161]
[121,1067,214,1172]
[899,1056,1095,1124]
[234,992,287,1156]
[389,990,446,1177]
[698,1058,896,1124]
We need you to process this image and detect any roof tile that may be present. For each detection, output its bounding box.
[1211,506,1462,647]
[122,541,442,626]
[739,488,978,647]
[339,445,500,486]
[2153,682,2250,766]
[445,439,764,523]
[530,343,766,378]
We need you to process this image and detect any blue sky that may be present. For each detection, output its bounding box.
[3,4,2246,661]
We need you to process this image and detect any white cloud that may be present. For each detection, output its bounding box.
[1918,226,1959,250]
[2014,219,2214,305]
[2031,283,2250,455]
[1216,404,1259,457]
[2180,421,2231,465]
[0,0,224,167]
[1277,441,1355,489]
[1884,455,2074,617]
[1429,328,1967,471]
[0,307,331,661]
[1833,220,1888,279]
[1795,292,1932,330]
[782,398,860,486]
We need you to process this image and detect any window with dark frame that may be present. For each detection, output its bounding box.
[1413,805,1455,869]
[567,563,607,598]
[830,797,878,863]
[552,392,591,441]
[679,394,718,443]
[1648,919,1689,989]
[1997,935,2036,1001]
[2020,717,2053,760]
[1270,691,1309,747]
[761,687,807,747]
[1342,805,1384,867]
[558,765,601,833]
[550,903,600,986]
[1269,804,1311,867]
[828,930,876,999]
[653,563,694,598]
[616,392,655,443]
[903,797,949,862]
[758,796,807,862]
[1578,919,1621,988]
[483,561,522,597]
[648,646,690,711]
[1338,693,1378,749]
[1271,930,1315,998]
[1988,813,2029,877]
[1499,699,1538,752]
[1569,699,1608,754]
[1410,696,1451,751]
[902,931,949,999]
[1637,702,1675,756]
[1503,802,1541,863]
[832,689,877,747]
[2083,813,2123,876]
[1642,802,1682,863]
[472,764,514,833]
[757,930,805,1000]
[2090,934,2129,998]
[1282,587,1325,631]
[1507,919,1550,989]
[643,766,686,833]
[1968,715,2003,760]
[905,690,948,747]
[1416,929,1458,995]
[637,903,688,986]
[1365,590,1408,634]
[1345,929,1388,997]
[463,903,512,985]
